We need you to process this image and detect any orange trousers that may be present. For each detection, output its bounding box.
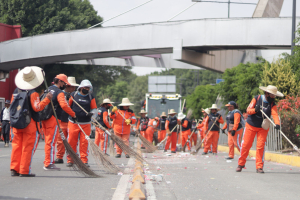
[181,130,192,150]
[10,119,39,174]
[42,116,59,167]
[164,132,177,152]
[67,122,91,164]
[204,131,219,153]
[238,123,268,169]
[190,133,197,147]
[228,128,243,158]
[158,130,166,142]
[56,121,68,159]
[95,127,109,153]
[115,133,130,155]
[140,130,146,147]
[145,127,154,143]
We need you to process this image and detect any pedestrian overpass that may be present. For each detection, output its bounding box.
[0,17,297,73]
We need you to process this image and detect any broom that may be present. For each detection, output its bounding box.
[261,109,300,156]
[76,123,120,174]
[156,125,179,149]
[41,70,99,178]
[183,120,201,152]
[192,115,220,155]
[70,97,146,163]
[92,121,115,156]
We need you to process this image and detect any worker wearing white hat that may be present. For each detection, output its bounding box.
[197,108,210,147]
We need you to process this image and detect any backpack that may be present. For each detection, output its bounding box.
[39,89,56,121]
[10,91,32,129]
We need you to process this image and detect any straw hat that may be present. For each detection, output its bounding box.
[100,98,114,106]
[259,85,284,97]
[161,112,167,117]
[178,112,186,120]
[202,108,210,115]
[5,100,11,105]
[209,104,220,111]
[168,109,177,115]
[138,109,148,114]
[68,77,79,87]
[15,66,44,90]
[118,98,134,106]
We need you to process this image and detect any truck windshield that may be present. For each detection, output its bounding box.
[147,99,180,118]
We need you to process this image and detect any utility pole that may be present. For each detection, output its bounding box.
[292,0,296,55]
[228,0,230,18]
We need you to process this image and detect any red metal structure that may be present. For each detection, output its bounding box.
[0,23,22,109]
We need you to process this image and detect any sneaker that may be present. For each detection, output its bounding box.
[141,147,146,149]
[66,163,73,167]
[4,143,8,147]
[125,154,130,158]
[115,154,121,158]
[43,164,61,171]
[163,150,167,152]
[256,168,264,173]
[11,170,20,177]
[85,163,90,167]
[212,153,217,155]
[236,165,245,172]
[171,151,176,153]
[55,158,64,164]
[20,173,36,177]
[208,151,212,154]
[105,153,110,156]
[202,152,208,155]
[225,157,234,160]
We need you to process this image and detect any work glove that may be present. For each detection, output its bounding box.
[166,129,171,136]
[221,129,225,134]
[112,106,118,112]
[125,119,131,125]
[275,125,280,130]
[86,112,93,118]
[231,130,236,137]
[177,120,181,125]
[255,104,261,113]
[72,116,78,123]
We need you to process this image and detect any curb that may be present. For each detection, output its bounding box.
[129,139,146,200]
[218,145,300,167]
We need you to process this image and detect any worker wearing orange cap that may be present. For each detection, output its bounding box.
[95,99,113,155]
[41,74,76,171]
[145,117,159,144]
[236,85,283,173]
[221,101,244,160]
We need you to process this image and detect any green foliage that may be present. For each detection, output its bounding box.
[0,0,102,36]
[98,81,130,106]
[128,76,148,114]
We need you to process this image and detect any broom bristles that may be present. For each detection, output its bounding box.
[138,134,157,153]
[63,140,100,177]
[192,139,204,155]
[187,109,193,119]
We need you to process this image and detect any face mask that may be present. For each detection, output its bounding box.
[82,89,89,95]
[60,85,66,90]
[267,96,275,103]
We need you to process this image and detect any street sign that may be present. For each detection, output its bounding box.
[148,76,176,93]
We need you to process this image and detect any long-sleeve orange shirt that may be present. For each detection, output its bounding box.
[110,109,137,134]
[223,113,241,131]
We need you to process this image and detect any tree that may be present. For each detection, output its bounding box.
[261,59,299,97]
[127,75,148,114]
[0,0,102,36]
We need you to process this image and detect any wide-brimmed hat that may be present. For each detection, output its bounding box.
[15,66,44,90]
[168,109,177,115]
[68,77,79,87]
[202,108,210,115]
[161,112,167,117]
[209,104,220,111]
[100,98,114,107]
[178,112,186,120]
[225,101,237,107]
[259,85,284,97]
[5,100,11,105]
[118,98,134,106]
[139,109,148,114]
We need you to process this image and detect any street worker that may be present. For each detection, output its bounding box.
[1,100,11,147]
[197,108,210,142]
[55,77,79,164]
[189,119,198,148]
[41,74,76,171]
[10,66,52,177]
[179,112,193,152]
[145,117,159,144]
[110,98,136,158]
[237,85,283,173]
[67,80,97,167]
[164,109,181,153]
[202,104,224,155]
[221,101,244,160]
[94,98,114,155]
[158,112,167,142]
[135,109,149,149]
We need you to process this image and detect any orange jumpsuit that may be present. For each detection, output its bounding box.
[197,116,208,141]
[110,109,136,155]
[95,109,111,153]
[203,114,224,153]
[11,91,50,174]
[164,117,180,152]
[238,95,280,169]
[145,119,158,143]
[222,112,243,158]
[135,117,149,147]
[67,96,97,164]
[181,119,192,150]
[43,90,75,167]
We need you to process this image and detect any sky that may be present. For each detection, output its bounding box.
[89,0,299,75]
